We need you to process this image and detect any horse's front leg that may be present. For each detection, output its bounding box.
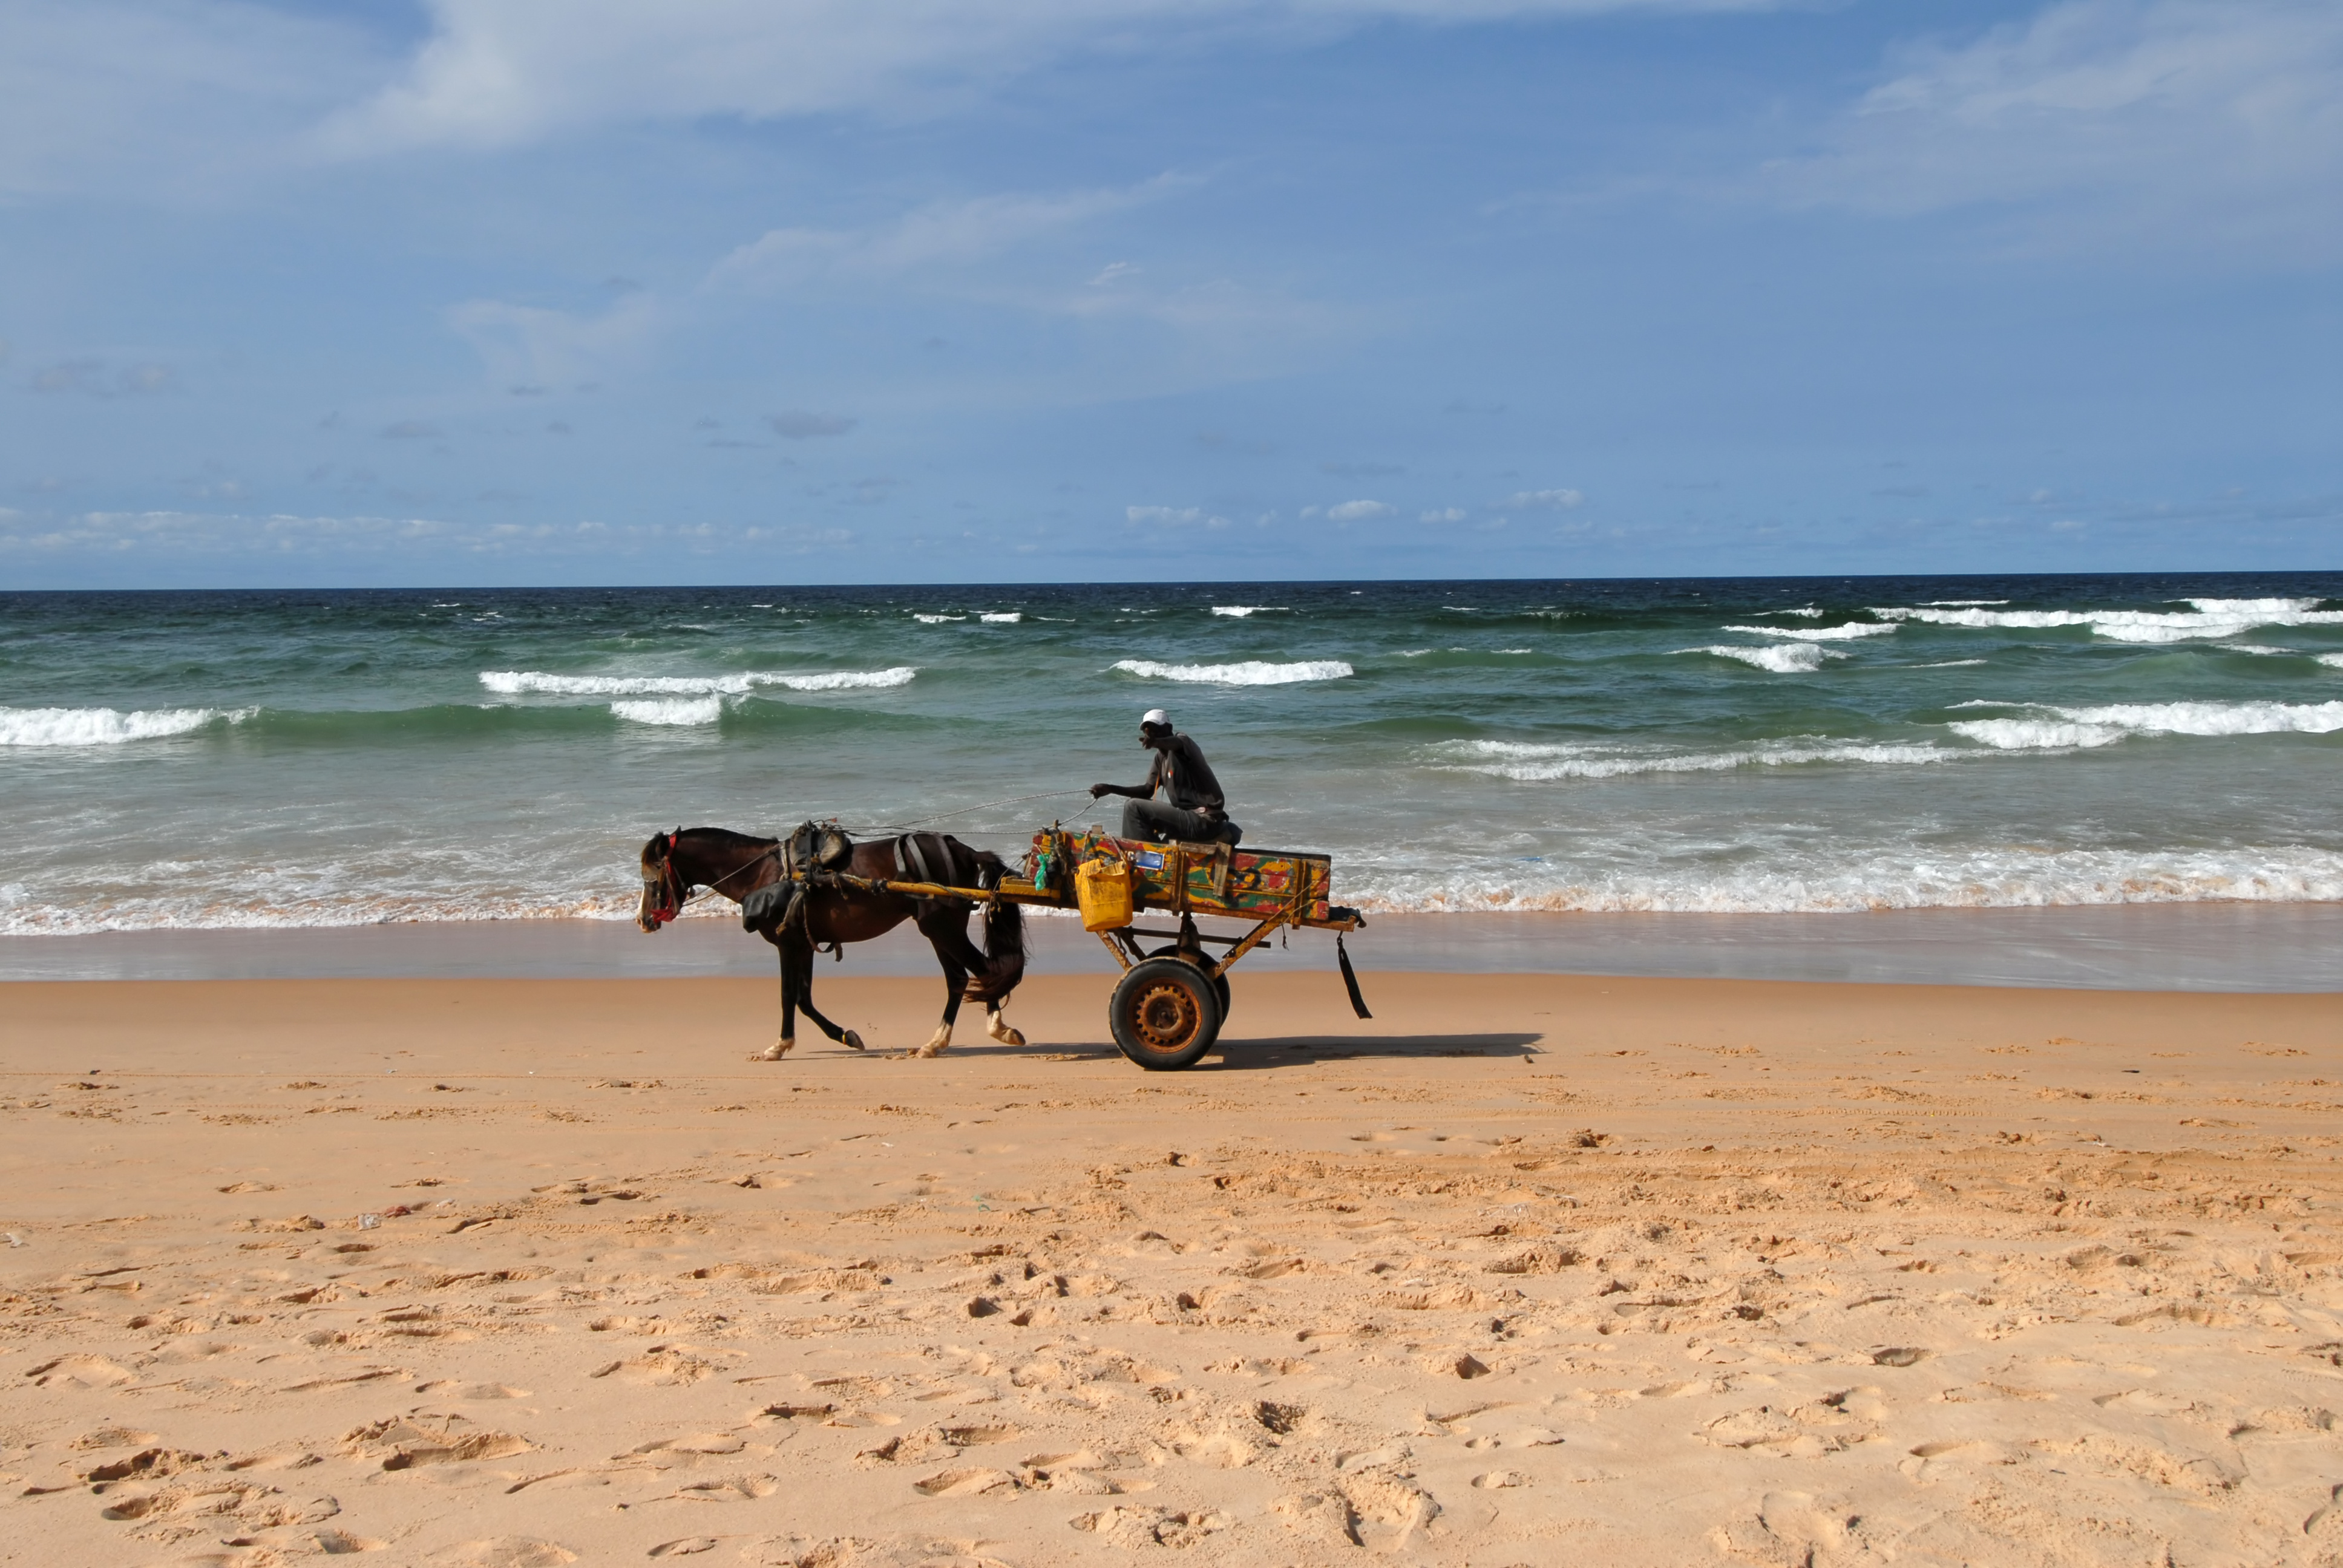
[789,936,864,1051]
[753,934,795,1061]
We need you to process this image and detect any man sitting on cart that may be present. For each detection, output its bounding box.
[1090,708,1243,847]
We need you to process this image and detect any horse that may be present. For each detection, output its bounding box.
[635,826,1027,1060]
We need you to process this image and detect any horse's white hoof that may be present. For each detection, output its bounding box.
[916,1027,952,1058]
[753,1037,793,1062]
[842,1029,865,1051]
[987,1014,1026,1046]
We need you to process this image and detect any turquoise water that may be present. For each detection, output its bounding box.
[3,573,2340,935]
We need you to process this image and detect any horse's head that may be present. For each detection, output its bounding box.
[637,829,684,932]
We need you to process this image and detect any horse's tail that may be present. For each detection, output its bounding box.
[966,847,1026,1003]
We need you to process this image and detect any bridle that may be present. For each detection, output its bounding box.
[640,829,780,929]
[640,832,685,928]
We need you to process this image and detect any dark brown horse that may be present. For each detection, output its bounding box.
[636,826,1026,1060]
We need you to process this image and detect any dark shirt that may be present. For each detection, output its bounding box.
[1144,734,1226,816]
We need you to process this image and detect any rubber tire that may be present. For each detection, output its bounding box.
[1109,956,1225,1071]
[1145,945,1232,1021]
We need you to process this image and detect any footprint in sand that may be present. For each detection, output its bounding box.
[343,1417,532,1469]
[413,1381,529,1400]
[589,1348,720,1385]
[24,1354,136,1388]
[69,1425,158,1452]
[427,1541,577,1568]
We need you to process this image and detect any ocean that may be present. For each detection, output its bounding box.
[4,573,2341,947]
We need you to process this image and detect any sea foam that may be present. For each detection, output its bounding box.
[611,697,723,726]
[1877,596,2343,644]
[1440,737,1949,780]
[1112,659,1354,685]
[0,705,249,747]
[1342,844,2343,915]
[1680,644,1846,673]
[1723,622,1895,641]
[1949,699,2343,750]
[480,667,916,696]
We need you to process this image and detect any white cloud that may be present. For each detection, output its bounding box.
[710,180,1184,288]
[445,292,658,390]
[1768,0,2343,259]
[1498,488,1583,509]
[1420,506,1466,522]
[0,508,851,559]
[1326,498,1393,520]
[1127,505,1203,524]
[320,0,1783,154]
[0,0,384,197]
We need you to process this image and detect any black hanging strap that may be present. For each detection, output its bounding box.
[1336,933,1372,1020]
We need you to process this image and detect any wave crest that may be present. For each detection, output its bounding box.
[1112,658,1353,685]
[1877,596,2343,644]
[1722,621,1895,641]
[1680,644,1846,673]
[1950,699,2343,750]
[1439,737,1949,780]
[480,667,916,696]
[611,697,723,726]
[0,705,250,747]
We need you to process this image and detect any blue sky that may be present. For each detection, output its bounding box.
[2,0,2338,587]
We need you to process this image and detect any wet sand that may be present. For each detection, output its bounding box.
[9,901,2343,990]
[4,971,2342,1566]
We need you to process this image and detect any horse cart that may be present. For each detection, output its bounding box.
[639,820,1368,1071]
[873,826,1371,1071]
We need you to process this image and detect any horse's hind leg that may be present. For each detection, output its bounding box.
[788,939,864,1051]
[917,946,969,1059]
[985,1007,1024,1046]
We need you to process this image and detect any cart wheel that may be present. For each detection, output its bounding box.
[1109,957,1224,1071]
[1145,946,1232,1021]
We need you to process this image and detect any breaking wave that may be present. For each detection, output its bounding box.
[1681,644,1846,673]
[1876,596,2343,644]
[1210,606,1284,617]
[1343,846,2343,915]
[0,705,252,747]
[1438,737,1951,780]
[1111,659,1354,685]
[611,697,723,726]
[1949,700,2343,750]
[480,667,917,696]
[1722,621,1896,641]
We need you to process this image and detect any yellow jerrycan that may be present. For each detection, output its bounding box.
[1075,852,1135,932]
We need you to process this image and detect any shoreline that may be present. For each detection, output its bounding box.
[4,900,2338,990]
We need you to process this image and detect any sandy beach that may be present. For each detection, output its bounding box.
[5,969,2342,1566]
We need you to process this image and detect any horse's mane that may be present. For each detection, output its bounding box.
[683,826,779,849]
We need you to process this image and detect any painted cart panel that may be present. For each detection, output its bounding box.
[1047,828,1334,924]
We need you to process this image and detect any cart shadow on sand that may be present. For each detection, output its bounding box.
[832,1031,1544,1069]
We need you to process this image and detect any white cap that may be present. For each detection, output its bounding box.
[1141,708,1170,728]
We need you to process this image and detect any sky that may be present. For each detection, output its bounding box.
[1,0,2338,588]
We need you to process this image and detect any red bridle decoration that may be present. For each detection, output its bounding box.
[643,832,681,927]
